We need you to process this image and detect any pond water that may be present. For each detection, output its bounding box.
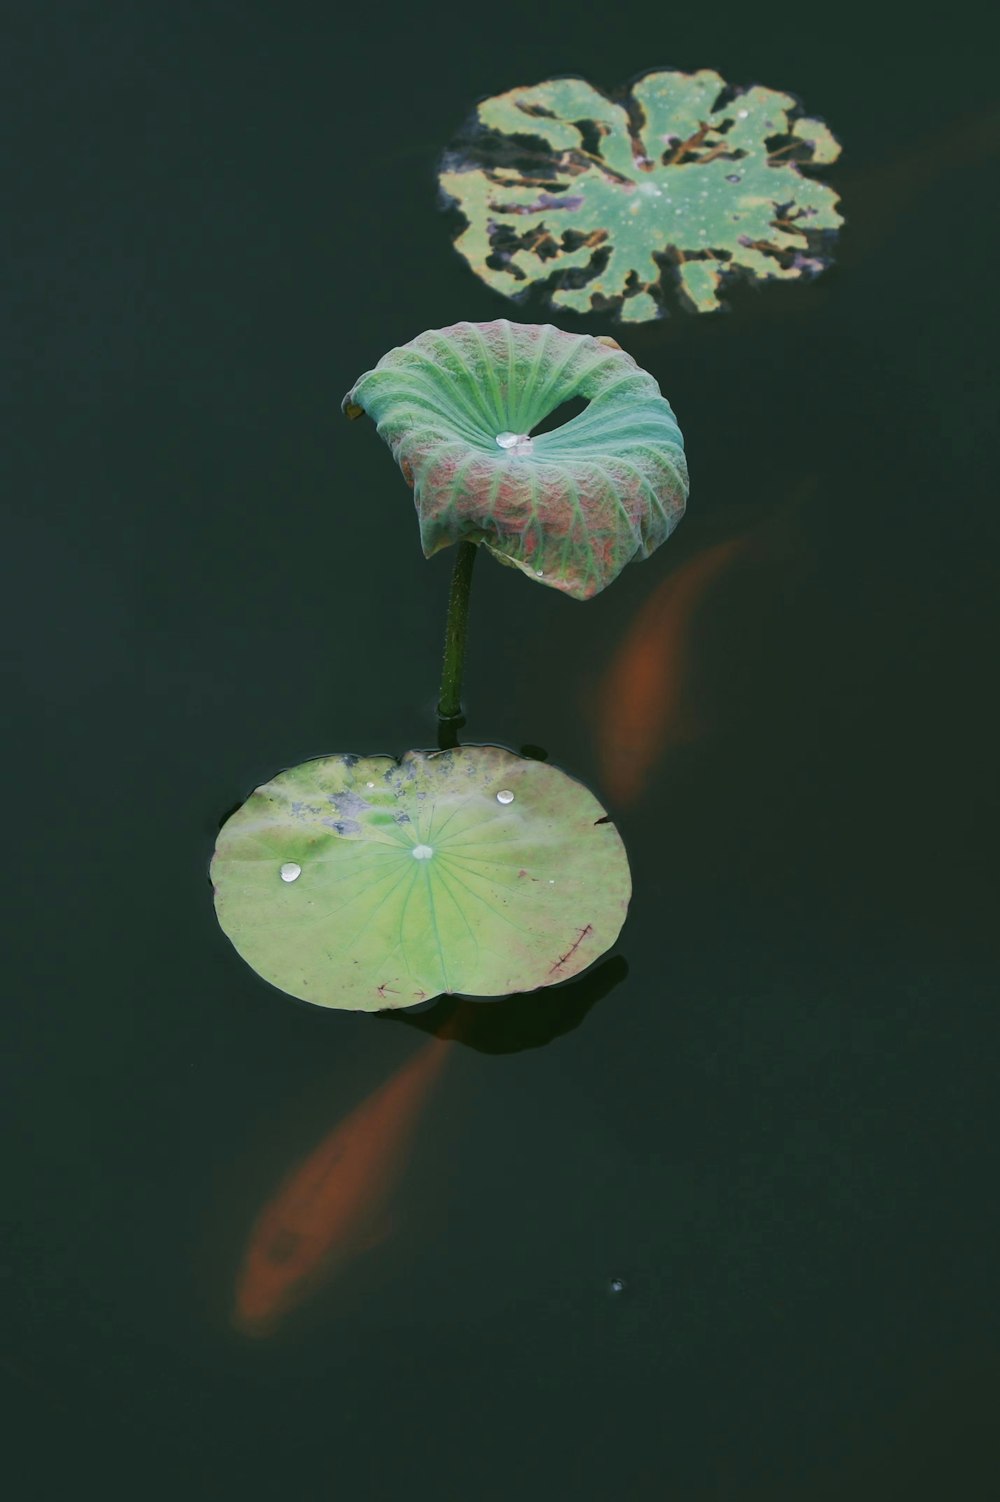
[7,4,998,1498]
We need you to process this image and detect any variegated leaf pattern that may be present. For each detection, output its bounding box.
[344,320,688,600]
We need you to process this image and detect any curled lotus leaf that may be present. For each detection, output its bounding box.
[211,745,631,1012]
[438,69,843,320]
[343,319,688,600]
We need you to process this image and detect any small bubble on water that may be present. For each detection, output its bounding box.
[496,789,515,805]
[412,844,434,860]
[609,1277,626,1295]
[280,862,302,883]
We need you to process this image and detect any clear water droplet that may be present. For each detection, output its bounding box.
[737,108,749,119]
[496,431,533,455]
[535,568,544,576]
[365,781,375,788]
[609,1277,626,1294]
[280,862,301,883]
[496,789,515,805]
[726,174,741,183]
[412,844,434,860]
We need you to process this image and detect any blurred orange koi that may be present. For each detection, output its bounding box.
[597,537,745,806]
[233,1033,452,1336]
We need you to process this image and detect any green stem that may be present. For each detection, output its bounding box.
[437,540,478,737]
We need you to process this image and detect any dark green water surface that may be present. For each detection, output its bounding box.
[6,3,999,1497]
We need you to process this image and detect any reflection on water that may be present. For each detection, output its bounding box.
[233,1029,453,1337]
[386,954,627,1053]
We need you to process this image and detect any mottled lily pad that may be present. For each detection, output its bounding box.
[212,745,631,1012]
[343,319,688,599]
[439,69,842,320]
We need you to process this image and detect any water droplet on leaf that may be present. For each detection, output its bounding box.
[412,845,434,860]
[280,862,301,883]
[496,430,533,456]
[496,789,515,805]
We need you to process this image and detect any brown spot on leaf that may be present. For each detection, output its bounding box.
[549,924,594,975]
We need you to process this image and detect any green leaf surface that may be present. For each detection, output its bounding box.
[439,69,843,319]
[212,745,631,1012]
[343,319,688,599]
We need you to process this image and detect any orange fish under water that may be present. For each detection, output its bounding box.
[233,1032,453,1336]
[596,536,746,807]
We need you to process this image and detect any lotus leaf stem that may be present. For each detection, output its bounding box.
[437,539,478,742]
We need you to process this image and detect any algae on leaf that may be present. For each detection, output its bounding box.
[439,69,842,320]
[344,320,688,600]
[212,745,631,1012]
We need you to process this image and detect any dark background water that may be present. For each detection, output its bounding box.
[5,3,999,1497]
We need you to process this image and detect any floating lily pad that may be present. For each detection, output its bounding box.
[343,319,688,600]
[212,745,631,1012]
[439,69,842,320]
